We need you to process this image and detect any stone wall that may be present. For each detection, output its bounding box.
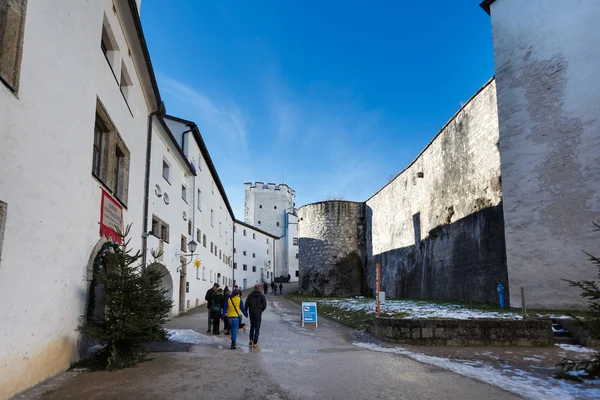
[298,201,366,296]
[488,0,600,310]
[365,79,506,303]
[368,318,554,346]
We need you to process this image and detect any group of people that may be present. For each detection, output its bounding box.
[263,281,284,295]
[205,282,267,350]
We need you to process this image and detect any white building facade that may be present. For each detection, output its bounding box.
[243,182,299,282]
[233,221,276,289]
[483,0,600,309]
[147,114,235,316]
[0,0,161,397]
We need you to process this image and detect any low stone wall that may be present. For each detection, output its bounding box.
[368,318,553,346]
[560,319,599,348]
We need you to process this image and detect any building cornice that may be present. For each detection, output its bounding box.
[480,0,496,15]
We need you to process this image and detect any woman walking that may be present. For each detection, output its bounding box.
[221,289,248,349]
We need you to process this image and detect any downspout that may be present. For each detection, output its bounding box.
[142,102,165,266]
[232,222,235,286]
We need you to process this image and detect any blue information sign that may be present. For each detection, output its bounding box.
[302,302,318,327]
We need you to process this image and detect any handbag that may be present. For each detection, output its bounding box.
[229,298,243,326]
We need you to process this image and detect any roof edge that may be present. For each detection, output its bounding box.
[156,115,197,177]
[366,77,496,203]
[480,0,496,15]
[126,0,162,109]
[163,114,236,220]
[234,220,281,239]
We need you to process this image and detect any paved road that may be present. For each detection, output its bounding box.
[28,295,520,400]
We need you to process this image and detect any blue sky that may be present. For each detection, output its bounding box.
[140,0,495,218]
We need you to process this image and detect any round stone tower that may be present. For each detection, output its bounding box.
[297,201,366,296]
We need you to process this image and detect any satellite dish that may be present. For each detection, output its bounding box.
[182,211,187,221]
[155,184,162,197]
[163,193,170,205]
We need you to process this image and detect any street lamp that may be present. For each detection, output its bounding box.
[177,239,198,271]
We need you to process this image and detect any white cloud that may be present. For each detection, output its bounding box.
[159,75,248,150]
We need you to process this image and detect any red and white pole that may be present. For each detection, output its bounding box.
[376,263,381,318]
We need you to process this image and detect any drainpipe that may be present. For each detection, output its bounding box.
[232,222,235,286]
[142,102,165,266]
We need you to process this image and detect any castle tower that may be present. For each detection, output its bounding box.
[244,182,295,237]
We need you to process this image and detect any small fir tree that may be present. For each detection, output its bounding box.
[557,222,600,380]
[79,224,173,370]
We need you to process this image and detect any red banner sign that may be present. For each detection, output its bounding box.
[100,189,123,244]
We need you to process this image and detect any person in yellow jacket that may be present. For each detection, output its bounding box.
[221,289,248,349]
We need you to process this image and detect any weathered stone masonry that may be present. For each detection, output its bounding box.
[298,201,366,296]
[299,79,507,303]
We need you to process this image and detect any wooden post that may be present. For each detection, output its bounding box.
[376,263,381,318]
[521,287,527,320]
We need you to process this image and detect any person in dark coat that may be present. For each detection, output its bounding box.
[210,289,224,333]
[204,283,219,333]
[279,282,283,295]
[223,289,231,335]
[263,282,268,296]
[245,284,267,348]
[270,282,276,294]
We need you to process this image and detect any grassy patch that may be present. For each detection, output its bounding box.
[285,293,376,330]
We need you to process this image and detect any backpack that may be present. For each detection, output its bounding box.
[211,303,221,313]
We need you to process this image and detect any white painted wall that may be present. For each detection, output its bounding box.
[286,213,299,282]
[148,116,234,315]
[244,182,295,237]
[233,223,274,288]
[489,0,600,309]
[0,1,157,397]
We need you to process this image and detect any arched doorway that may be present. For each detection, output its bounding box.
[79,239,115,358]
[148,262,174,313]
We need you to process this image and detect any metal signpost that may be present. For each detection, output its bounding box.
[376,263,381,318]
[301,302,318,327]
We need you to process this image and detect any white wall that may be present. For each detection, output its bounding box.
[489,0,600,309]
[0,1,156,397]
[244,182,295,237]
[233,223,274,288]
[286,213,299,281]
[148,116,234,315]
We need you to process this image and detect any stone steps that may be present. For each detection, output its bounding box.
[552,319,579,344]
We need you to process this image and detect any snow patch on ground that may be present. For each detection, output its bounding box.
[167,329,222,345]
[523,357,542,362]
[323,298,571,320]
[556,344,598,354]
[354,342,600,400]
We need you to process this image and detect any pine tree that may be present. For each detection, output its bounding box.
[557,222,600,380]
[78,224,173,370]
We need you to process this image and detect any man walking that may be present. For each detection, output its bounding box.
[245,284,267,348]
[204,283,219,333]
[279,282,283,295]
[263,282,268,296]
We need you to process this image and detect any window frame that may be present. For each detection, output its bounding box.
[92,101,131,207]
[162,159,171,184]
[151,215,170,243]
[0,0,27,94]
